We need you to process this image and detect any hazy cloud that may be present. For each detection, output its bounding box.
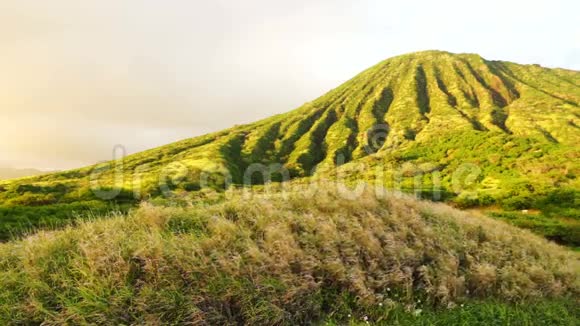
[1,0,578,169]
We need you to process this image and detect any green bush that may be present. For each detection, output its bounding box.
[0,201,128,241]
[501,195,535,210]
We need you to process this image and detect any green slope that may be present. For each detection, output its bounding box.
[0,50,579,243]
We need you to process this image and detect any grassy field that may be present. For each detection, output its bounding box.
[321,299,579,325]
[0,185,577,324]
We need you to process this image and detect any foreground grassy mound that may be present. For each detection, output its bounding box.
[0,187,577,324]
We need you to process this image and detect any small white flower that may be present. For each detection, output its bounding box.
[362,316,368,321]
[378,302,383,307]
[347,314,351,318]
[461,304,465,308]
[413,309,423,316]
[387,287,391,292]
[417,299,421,303]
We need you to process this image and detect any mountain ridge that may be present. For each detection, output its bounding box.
[0,167,54,181]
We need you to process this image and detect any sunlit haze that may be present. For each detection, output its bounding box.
[1,0,578,170]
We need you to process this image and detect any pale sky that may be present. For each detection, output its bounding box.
[1,0,578,170]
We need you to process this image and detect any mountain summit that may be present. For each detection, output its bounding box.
[87,50,578,177]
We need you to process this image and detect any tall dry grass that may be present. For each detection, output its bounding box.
[0,185,578,324]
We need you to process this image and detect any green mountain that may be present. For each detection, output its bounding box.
[0,50,579,243]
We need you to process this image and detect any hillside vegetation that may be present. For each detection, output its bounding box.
[0,186,578,325]
[0,50,579,244]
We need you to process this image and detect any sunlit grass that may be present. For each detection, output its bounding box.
[0,185,577,324]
